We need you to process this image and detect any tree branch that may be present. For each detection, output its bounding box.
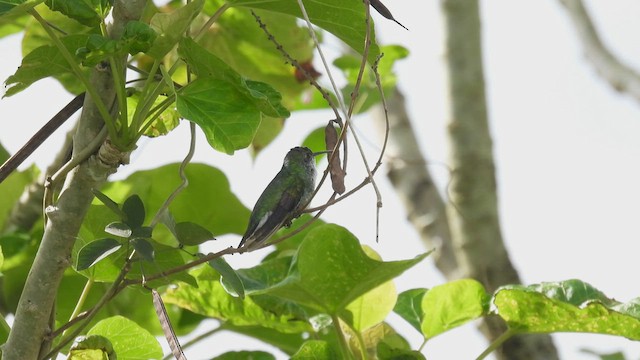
[2,2,145,359]
[441,0,558,359]
[558,0,640,102]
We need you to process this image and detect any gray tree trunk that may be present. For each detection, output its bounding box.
[2,2,145,359]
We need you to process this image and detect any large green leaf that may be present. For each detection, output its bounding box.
[4,33,88,96]
[0,8,28,38]
[343,246,397,331]
[493,279,640,339]
[421,279,489,339]
[68,334,116,360]
[229,0,380,63]
[178,38,290,118]
[44,0,111,27]
[177,78,262,154]
[162,265,312,334]
[87,316,163,360]
[146,0,204,59]
[257,224,429,314]
[0,0,41,18]
[290,340,336,360]
[198,4,314,103]
[99,163,249,243]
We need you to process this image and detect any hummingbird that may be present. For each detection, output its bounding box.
[238,146,318,250]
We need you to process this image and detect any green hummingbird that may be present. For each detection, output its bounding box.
[238,146,318,249]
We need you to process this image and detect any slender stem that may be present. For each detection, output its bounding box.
[476,328,516,360]
[0,93,85,184]
[149,122,196,228]
[331,314,354,360]
[194,3,230,40]
[28,9,115,140]
[132,60,161,131]
[62,278,95,338]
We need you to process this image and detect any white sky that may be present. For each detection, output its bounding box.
[2,1,640,359]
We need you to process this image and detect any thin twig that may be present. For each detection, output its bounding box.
[0,93,85,184]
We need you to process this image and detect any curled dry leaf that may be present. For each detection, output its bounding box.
[325,121,346,194]
[294,60,322,83]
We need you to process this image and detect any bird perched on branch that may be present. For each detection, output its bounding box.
[238,146,318,250]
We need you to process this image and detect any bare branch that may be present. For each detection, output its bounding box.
[559,0,640,102]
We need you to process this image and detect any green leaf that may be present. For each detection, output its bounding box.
[4,33,88,97]
[343,246,397,331]
[131,238,154,262]
[492,279,640,340]
[87,315,163,360]
[0,164,38,229]
[76,238,122,271]
[121,20,157,54]
[122,194,145,228]
[178,37,290,118]
[146,0,204,59]
[45,0,111,27]
[0,0,41,18]
[421,279,489,339]
[177,77,262,154]
[175,221,214,246]
[127,243,195,288]
[207,256,245,299]
[76,205,123,281]
[393,288,427,333]
[92,189,125,218]
[99,163,249,244]
[0,311,10,345]
[105,221,132,238]
[291,340,336,360]
[224,324,305,355]
[212,351,276,360]
[162,265,311,333]
[197,5,315,109]
[68,335,116,360]
[0,8,28,38]
[259,224,429,314]
[229,0,380,63]
[579,349,626,360]
[360,323,417,360]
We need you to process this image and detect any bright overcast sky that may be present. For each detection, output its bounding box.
[1,1,640,359]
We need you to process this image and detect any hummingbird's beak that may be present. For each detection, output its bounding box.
[313,150,332,157]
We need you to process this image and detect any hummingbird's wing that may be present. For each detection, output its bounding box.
[239,181,306,249]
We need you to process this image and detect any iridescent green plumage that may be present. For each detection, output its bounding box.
[238,147,316,249]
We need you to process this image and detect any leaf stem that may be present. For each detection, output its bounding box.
[28,9,116,143]
[62,277,95,338]
[331,314,355,360]
[476,328,516,360]
[149,121,196,228]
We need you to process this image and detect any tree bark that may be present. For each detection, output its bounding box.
[372,89,459,279]
[2,2,145,359]
[441,0,559,359]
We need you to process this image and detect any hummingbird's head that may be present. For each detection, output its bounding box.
[284,147,314,167]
